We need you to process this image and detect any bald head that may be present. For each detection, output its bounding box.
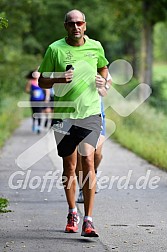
[64,9,85,23]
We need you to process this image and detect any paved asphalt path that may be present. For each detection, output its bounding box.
[0,118,167,252]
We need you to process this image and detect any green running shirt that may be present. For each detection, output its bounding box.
[39,37,108,119]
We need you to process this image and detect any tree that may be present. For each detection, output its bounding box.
[139,0,167,99]
[103,0,167,98]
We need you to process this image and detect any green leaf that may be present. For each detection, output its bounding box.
[0,17,8,29]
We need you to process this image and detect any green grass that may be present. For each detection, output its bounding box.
[153,62,167,79]
[104,62,167,171]
[0,94,30,148]
[106,103,167,171]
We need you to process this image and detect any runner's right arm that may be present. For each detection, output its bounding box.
[38,69,73,89]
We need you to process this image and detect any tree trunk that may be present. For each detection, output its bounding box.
[139,1,153,100]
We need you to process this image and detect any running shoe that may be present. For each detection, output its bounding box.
[65,212,80,233]
[77,190,84,203]
[81,220,99,237]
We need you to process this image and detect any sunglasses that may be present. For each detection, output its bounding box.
[66,21,85,27]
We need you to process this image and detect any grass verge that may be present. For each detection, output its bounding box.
[106,102,167,171]
[0,94,30,148]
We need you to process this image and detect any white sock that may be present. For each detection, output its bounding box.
[69,207,77,213]
[84,216,92,222]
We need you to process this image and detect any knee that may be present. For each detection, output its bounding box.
[63,162,76,176]
[81,156,94,173]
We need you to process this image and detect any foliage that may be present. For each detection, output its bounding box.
[154,22,167,62]
[0,198,11,213]
[0,95,28,148]
[106,103,167,170]
[0,14,8,29]
[149,63,167,113]
[140,0,167,25]
[150,78,167,104]
[0,0,167,98]
[0,0,44,97]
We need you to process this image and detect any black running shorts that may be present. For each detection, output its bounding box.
[52,114,102,157]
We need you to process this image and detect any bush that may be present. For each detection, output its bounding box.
[149,77,167,114]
